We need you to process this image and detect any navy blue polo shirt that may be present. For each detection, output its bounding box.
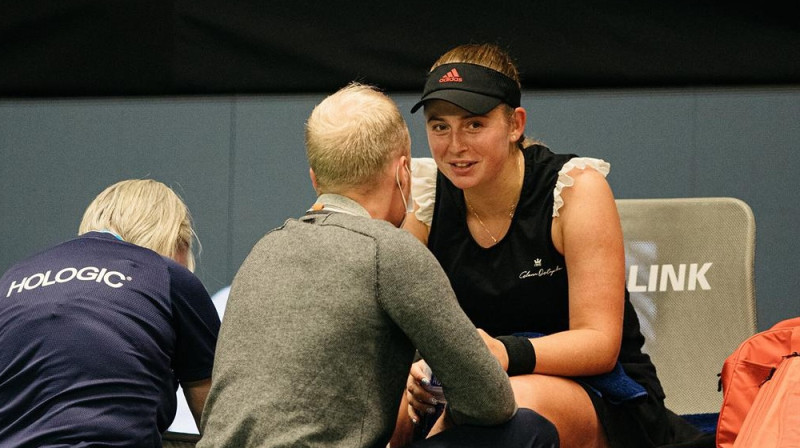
[0,232,220,447]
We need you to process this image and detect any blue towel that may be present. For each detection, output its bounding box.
[681,413,718,435]
[514,332,648,404]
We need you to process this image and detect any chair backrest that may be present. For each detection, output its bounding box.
[616,197,757,415]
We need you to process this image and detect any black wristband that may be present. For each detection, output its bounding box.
[496,335,536,376]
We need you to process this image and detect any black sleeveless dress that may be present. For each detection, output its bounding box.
[427,144,708,448]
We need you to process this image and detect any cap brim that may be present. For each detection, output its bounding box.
[410,90,503,115]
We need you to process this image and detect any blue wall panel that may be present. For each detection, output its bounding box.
[2,87,798,329]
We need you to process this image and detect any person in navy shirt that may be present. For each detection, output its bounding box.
[0,179,220,447]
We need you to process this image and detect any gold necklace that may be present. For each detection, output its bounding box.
[465,151,523,244]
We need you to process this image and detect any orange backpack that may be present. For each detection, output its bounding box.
[716,317,800,448]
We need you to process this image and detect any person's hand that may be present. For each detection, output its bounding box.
[477,328,509,372]
[405,360,440,424]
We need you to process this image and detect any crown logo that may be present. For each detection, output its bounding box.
[534,258,542,267]
[438,69,462,83]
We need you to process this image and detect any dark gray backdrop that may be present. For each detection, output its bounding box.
[1,87,798,330]
[3,1,798,97]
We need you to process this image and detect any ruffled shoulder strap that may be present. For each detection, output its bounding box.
[410,157,438,226]
[552,157,611,217]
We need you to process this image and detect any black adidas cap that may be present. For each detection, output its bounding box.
[410,63,521,115]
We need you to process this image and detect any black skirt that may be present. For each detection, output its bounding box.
[582,382,714,448]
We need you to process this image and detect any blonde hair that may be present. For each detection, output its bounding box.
[305,82,410,193]
[78,179,197,271]
[431,43,521,87]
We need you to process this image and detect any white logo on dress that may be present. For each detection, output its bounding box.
[519,260,563,279]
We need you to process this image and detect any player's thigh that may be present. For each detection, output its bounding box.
[509,374,609,448]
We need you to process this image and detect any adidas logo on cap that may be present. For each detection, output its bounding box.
[438,69,462,83]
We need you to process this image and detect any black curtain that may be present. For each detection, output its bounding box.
[2,0,798,97]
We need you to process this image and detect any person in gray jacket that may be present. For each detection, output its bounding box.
[197,83,558,448]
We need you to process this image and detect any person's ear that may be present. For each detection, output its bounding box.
[510,107,527,142]
[399,156,412,188]
[309,168,320,194]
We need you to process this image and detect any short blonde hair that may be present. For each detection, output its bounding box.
[78,179,197,271]
[305,82,410,193]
